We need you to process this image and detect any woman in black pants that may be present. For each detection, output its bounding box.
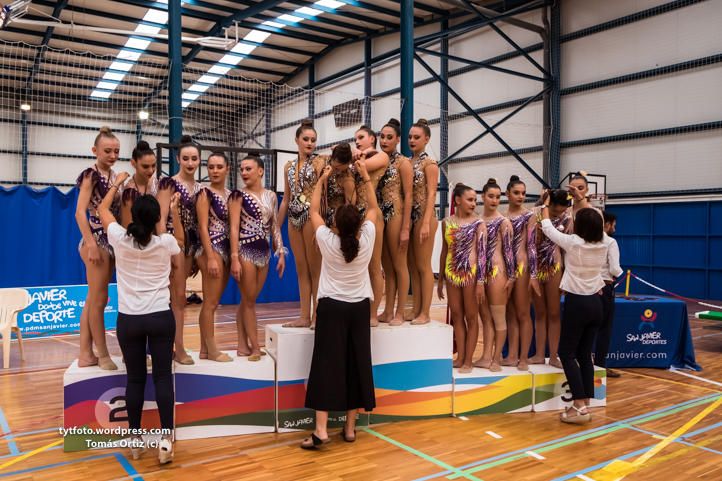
[301,155,378,449]
[540,194,608,425]
[98,171,183,464]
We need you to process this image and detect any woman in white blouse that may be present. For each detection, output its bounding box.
[540,191,608,424]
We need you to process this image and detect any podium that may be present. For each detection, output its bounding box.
[452,366,533,416]
[529,362,607,411]
[370,322,453,423]
[174,351,275,440]
[264,324,369,432]
[63,357,162,452]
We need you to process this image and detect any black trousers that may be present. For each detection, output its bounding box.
[559,293,603,400]
[117,310,176,431]
[305,297,376,412]
[594,284,616,368]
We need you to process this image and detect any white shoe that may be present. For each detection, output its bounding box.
[158,437,174,465]
[129,437,145,460]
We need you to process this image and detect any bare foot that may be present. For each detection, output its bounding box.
[199,350,207,359]
[459,365,473,374]
[98,356,118,371]
[549,357,563,369]
[236,349,251,357]
[174,351,194,365]
[453,358,463,368]
[377,312,390,323]
[207,351,233,362]
[389,314,404,326]
[78,355,99,367]
[370,316,379,327]
[403,308,415,322]
[489,361,502,372]
[528,355,546,365]
[501,357,518,367]
[283,318,311,328]
[473,358,492,369]
[517,359,529,371]
[411,314,430,325]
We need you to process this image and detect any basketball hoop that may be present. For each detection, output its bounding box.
[589,193,607,210]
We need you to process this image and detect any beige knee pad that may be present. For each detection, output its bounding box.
[490,305,508,331]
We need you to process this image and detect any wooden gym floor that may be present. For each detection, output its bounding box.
[1,295,721,481]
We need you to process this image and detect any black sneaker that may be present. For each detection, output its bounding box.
[186,293,203,305]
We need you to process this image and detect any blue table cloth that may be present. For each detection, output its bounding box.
[600,295,700,370]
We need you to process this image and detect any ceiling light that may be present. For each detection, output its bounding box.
[138,110,149,120]
[20,103,31,111]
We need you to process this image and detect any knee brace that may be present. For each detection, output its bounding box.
[490,304,508,331]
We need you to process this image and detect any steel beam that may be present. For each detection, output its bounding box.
[364,38,372,126]
[439,19,449,219]
[415,47,546,82]
[400,0,414,157]
[168,0,183,175]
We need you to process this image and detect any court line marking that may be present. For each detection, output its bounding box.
[526,450,545,460]
[0,427,58,440]
[576,475,595,481]
[0,451,143,480]
[625,424,722,456]
[409,393,720,481]
[600,395,722,479]
[0,409,18,457]
[485,431,502,439]
[669,368,722,389]
[0,438,62,471]
[363,427,482,481]
[620,370,721,393]
[0,446,61,461]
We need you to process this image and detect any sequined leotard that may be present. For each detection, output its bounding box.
[377,151,409,222]
[286,154,327,230]
[76,166,120,256]
[158,176,202,258]
[533,208,571,282]
[196,187,232,263]
[443,217,487,287]
[483,216,516,283]
[411,151,438,225]
[232,189,285,267]
[508,210,537,279]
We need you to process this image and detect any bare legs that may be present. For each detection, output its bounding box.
[447,282,479,372]
[530,270,563,366]
[169,254,194,364]
[475,274,508,372]
[197,253,231,362]
[509,272,533,371]
[410,218,438,324]
[236,260,269,359]
[382,214,410,325]
[284,221,320,328]
[78,245,116,370]
[368,215,385,326]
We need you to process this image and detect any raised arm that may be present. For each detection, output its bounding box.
[364,150,389,173]
[120,191,133,228]
[541,205,576,252]
[310,166,331,232]
[99,172,129,231]
[398,157,413,251]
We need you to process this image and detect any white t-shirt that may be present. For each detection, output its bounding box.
[315,220,375,303]
[541,218,608,296]
[107,222,180,315]
[601,234,623,282]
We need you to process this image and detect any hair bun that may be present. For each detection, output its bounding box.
[136,140,151,150]
[301,119,314,127]
[99,126,113,135]
[509,175,520,182]
[416,118,429,126]
[180,134,193,144]
[387,118,400,128]
[486,177,497,185]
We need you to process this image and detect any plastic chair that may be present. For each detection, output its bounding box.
[0,288,30,368]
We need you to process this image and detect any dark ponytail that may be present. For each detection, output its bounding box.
[335,204,363,263]
[127,195,160,247]
[132,140,154,161]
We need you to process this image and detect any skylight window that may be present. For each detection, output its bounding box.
[315,0,345,9]
[277,14,303,24]
[244,29,271,44]
[296,7,323,17]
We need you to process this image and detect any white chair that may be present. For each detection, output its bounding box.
[0,288,30,368]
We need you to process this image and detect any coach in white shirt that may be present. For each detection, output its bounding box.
[595,212,624,377]
[98,171,182,465]
[541,192,609,425]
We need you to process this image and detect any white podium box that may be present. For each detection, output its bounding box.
[174,351,275,440]
[265,324,369,432]
[63,357,163,452]
[529,361,607,412]
[370,321,454,423]
[452,366,533,416]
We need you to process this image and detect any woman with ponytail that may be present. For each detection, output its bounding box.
[120,141,159,227]
[408,118,439,325]
[75,126,121,370]
[377,118,413,326]
[301,156,378,450]
[475,178,516,372]
[98,172,183,465]
[503,175,537,371]
[156,134,202,365]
